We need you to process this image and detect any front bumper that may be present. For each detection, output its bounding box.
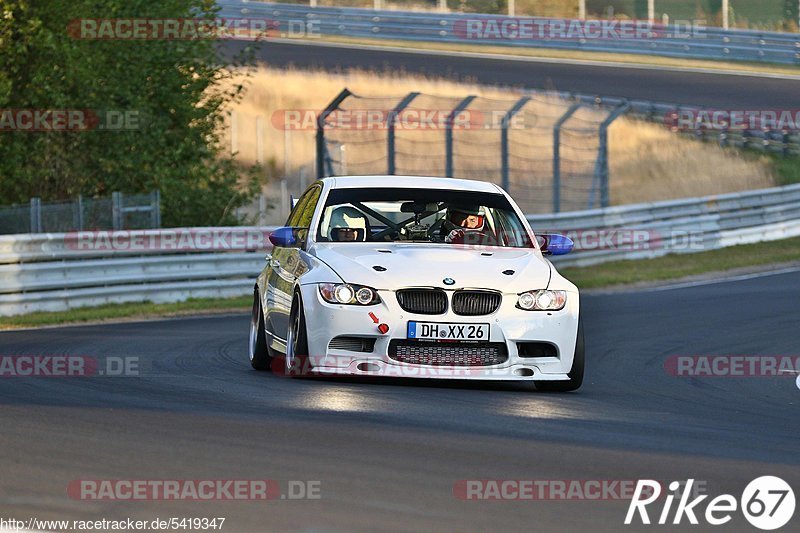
[299,284,580,381]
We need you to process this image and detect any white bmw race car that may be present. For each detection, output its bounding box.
[249,176,583,391]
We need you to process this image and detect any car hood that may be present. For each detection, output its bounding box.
[310,242,552,292]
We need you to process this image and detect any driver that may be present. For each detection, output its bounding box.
[443,204,485,243]
[327,206,369,242]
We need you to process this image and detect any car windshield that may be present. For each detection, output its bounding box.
[317,187,534,248]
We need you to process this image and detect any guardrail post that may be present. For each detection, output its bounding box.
[29,197,42,233]
[112,191,123,230]
[552,103,582,213]
[387,92,419,175]
[501,96,531,194]
[590,101,630,209]
[150,190,161,228]
[445,95,476,178]
[316,88,352,178]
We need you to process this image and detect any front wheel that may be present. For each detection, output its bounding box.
[284,291,310,377]
[249,289,272,371]
[534,318,584,392]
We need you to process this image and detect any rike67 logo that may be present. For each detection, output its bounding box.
[626,477,795,530]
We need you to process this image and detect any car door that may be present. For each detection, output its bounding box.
[265,185,322,343]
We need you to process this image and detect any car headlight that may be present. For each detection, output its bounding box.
[517,290,566,311]
[319,283,381,305]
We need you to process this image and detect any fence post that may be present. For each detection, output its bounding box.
[552,103,582,213]
[112,191,123,230]
[591,101,630,209]
[387,92,419,175]
[500,96,531,194]
[445,95,476,178]
[29,197,42,233]
[150,190,161,228]
[316,88,352,178]
[75,195,84,231]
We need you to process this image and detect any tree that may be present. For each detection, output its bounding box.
[0,0,260,226]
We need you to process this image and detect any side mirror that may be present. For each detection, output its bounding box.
[538,233,573,256]
[269,226,304,248]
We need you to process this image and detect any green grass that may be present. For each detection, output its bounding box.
[0,296,251,330]
[771,155,800,186]
[3,236,800,328]
[561,235,800,289]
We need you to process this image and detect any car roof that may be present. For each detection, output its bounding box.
[324,175,503,194]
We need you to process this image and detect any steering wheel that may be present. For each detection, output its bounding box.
[448,229,497,246]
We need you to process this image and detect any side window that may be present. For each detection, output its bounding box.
[295,186,321,229]
[286,186,318,227]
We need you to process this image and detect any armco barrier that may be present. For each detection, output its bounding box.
[217,1,800,65]
[2,183,800,316]
[529,183,800,267]
[0,227,277,317]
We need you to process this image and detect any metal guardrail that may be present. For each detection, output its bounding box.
[529,183,800,268]
[0,227,275,316]
[218,1,800,65]
[2,183,800,316]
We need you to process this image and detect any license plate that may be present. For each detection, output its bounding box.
[407,321,490,341]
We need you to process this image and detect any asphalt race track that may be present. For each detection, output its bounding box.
[224,40,800,108]
[1,271,798,531]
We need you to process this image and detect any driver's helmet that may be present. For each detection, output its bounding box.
[447,204,485,230]
[328,206,369,242]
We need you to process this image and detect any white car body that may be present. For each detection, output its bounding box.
[252,176,581,386]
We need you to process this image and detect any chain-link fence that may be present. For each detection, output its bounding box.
[315,89,629,214]
[0,191,161,235]
[311,88,800,215]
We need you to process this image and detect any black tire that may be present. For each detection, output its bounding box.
[249,288,272,371]
[284,290,310,377]
[534,317,584,392]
